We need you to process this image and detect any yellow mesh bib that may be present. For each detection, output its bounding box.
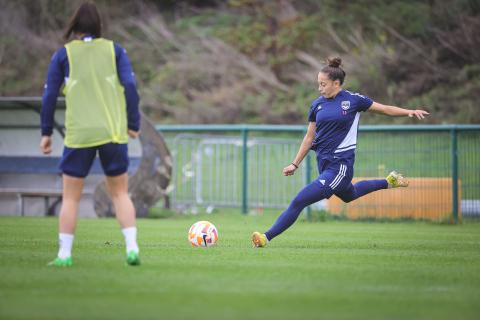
[63,38,128,148]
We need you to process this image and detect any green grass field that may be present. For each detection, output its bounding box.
[1,213,480,320]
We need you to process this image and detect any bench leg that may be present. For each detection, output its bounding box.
[18,194,24,216]
[44,196,49,216]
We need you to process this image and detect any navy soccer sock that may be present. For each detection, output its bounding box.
[352,179,388,199]
[265,181,329,241]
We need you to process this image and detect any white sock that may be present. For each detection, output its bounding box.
[58,233,74,259]
[122,227,139,254]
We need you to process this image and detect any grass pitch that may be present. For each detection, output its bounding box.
[1,213,479,320]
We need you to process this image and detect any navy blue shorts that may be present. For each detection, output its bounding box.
[59,143,129,178]
[315,154,355,199]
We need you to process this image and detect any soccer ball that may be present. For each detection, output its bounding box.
[188,221,218,247]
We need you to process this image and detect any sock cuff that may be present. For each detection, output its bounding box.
[122,227,137,236]
[264,232,272,241]
[59,233,74,240]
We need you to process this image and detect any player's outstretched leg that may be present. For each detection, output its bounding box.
[386,171,409,188]
[252,179,330,247]
[335,171,408,203]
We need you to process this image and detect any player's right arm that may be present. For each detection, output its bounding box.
[283,121,316,176]
[40,136,52,155]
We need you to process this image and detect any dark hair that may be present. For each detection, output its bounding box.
[321,57,346,85]
[64,1,102,40]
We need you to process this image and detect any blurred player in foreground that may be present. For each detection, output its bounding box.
[40,1,141,266]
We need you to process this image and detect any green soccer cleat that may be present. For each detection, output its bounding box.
[126,251,141,266]
[47,256,73,267]
[386,171,409,188]
[251,232,268,248]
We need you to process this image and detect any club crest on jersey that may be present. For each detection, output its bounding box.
[341,101,350,110]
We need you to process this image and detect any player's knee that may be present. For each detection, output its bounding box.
[106,184,128,200]
[338,193,356,203]
[108,187,128,200]
[291,192,318,211]
[342,197,354,203]
[290,196,305,209]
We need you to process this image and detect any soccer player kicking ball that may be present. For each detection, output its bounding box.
[40,2,141,266]
[252,57,429,248]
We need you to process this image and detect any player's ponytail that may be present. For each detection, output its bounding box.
[321,56,346,85]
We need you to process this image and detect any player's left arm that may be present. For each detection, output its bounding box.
[368,102,429,120]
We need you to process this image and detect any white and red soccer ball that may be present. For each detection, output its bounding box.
[188,221,218,247]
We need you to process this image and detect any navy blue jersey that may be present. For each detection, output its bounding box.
[308,90,373,160]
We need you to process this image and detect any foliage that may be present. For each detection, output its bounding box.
[1,0,479,124]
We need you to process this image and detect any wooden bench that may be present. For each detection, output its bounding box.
[0,155,141,217]
[0,188,63,216]
[0,187,94,216]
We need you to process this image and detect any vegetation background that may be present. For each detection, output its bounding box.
[1,0,479,124]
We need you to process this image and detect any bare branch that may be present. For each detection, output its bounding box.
[326,22,350,52]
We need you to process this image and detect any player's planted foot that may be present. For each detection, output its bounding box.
[47,256,73,267]
[126,251,141,266]
[386,171,409,188]
[252,232,268,248]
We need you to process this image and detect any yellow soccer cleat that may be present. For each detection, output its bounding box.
[251,232,268,248]
[386,171,409,188]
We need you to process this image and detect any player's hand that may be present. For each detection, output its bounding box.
[40,136,52,155]
[408,109,429,120]
[283,164,298,176]
[128,130,140,139]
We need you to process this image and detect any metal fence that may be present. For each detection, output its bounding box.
[1,98,479,222]
[159,125,480,222]
[169,133,309,210]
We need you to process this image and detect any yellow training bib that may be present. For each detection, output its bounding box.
[63,38,128,148]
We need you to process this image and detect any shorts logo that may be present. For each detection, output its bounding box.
[341,101,350,110]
